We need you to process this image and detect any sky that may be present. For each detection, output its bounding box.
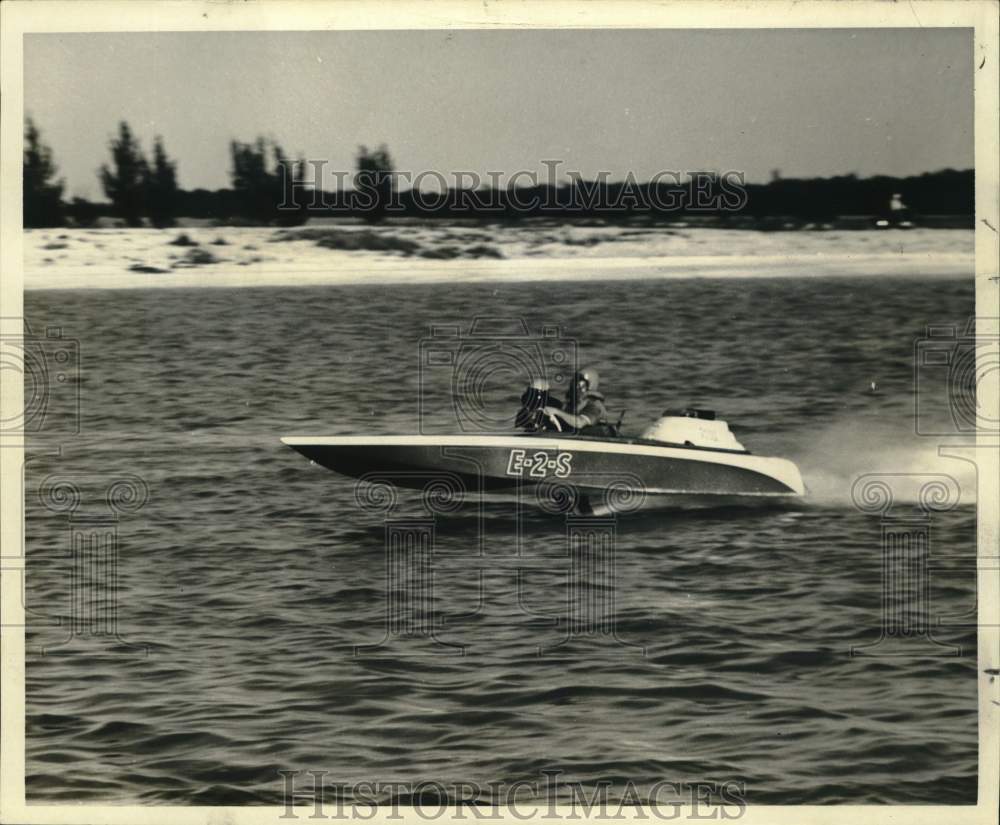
[24,28,973,199]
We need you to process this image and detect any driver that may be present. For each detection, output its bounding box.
[543,366,608,434]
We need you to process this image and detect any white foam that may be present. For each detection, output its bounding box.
[794,416,979,508]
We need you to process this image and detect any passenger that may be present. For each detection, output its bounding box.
[542,366,610,435]
[516,378,562,431]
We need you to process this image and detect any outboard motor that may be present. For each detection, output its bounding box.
[641,408,747,452]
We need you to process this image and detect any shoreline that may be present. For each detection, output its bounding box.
[25,252,973,290]
[24,225,974,290]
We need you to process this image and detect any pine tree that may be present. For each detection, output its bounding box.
[230,138,307,225]
[100,121,148,227]
[145,137,179,228]
[231,138,272,223]
[23,118,65,227]
[273,145,309,226]
[355,144,394,223]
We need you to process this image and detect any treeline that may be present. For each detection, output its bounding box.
[24,117,974,228]
[279,169,972,223]
[742,170,973,221]
[24,117,400,228]
[24,118,326,228]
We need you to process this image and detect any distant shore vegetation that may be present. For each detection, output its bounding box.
[24,118,974,230]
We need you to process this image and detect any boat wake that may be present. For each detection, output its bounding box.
[792,417,978,509]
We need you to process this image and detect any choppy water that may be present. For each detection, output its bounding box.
[24,274,978,805]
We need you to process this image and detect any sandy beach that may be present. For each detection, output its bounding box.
[24,223,974,289]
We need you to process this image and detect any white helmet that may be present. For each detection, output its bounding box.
[574,367,600,392]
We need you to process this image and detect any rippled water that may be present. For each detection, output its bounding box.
[24,274,978,805]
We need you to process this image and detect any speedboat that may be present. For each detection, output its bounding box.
[281,409,805,515]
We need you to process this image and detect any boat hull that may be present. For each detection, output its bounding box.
[280,434,804,510]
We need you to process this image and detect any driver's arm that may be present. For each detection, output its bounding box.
[543,406,591,429]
